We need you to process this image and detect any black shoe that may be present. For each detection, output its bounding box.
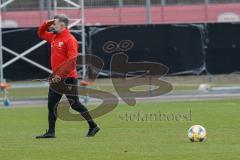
[86,126,100,137]
[36,130,56,139]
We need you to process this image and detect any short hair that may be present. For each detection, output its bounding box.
[54,14,69,26]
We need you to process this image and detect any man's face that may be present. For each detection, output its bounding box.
[51,19,65,33]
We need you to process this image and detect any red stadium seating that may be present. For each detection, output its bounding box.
[1,3,240,27]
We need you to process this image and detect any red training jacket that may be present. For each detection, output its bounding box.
[37,21,78,78]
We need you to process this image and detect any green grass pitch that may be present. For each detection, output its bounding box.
[0,99,240,160]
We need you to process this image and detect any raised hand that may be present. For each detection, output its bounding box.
[46,19,55,26]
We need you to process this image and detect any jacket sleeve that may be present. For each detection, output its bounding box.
[37,21,54,42]
[51,57,77,77]
[66,38,78,59]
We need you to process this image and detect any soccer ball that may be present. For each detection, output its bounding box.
[188,125,206,142]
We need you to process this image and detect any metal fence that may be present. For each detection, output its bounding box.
[1,0,240,27]
[2,0,240,10]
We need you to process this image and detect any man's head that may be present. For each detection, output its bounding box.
[51,14,69,33]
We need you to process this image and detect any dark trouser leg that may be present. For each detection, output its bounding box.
[65,78,97,128]
[66,94,97,128]
[48,89,62,133]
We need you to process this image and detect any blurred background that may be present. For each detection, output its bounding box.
[1,0,240,105]
[1,0,240,27]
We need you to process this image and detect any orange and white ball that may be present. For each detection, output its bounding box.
[188,125,206,142]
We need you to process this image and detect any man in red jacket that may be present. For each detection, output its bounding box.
[36,14,100,138]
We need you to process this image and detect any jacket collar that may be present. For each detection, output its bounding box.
[56,28,70,38]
